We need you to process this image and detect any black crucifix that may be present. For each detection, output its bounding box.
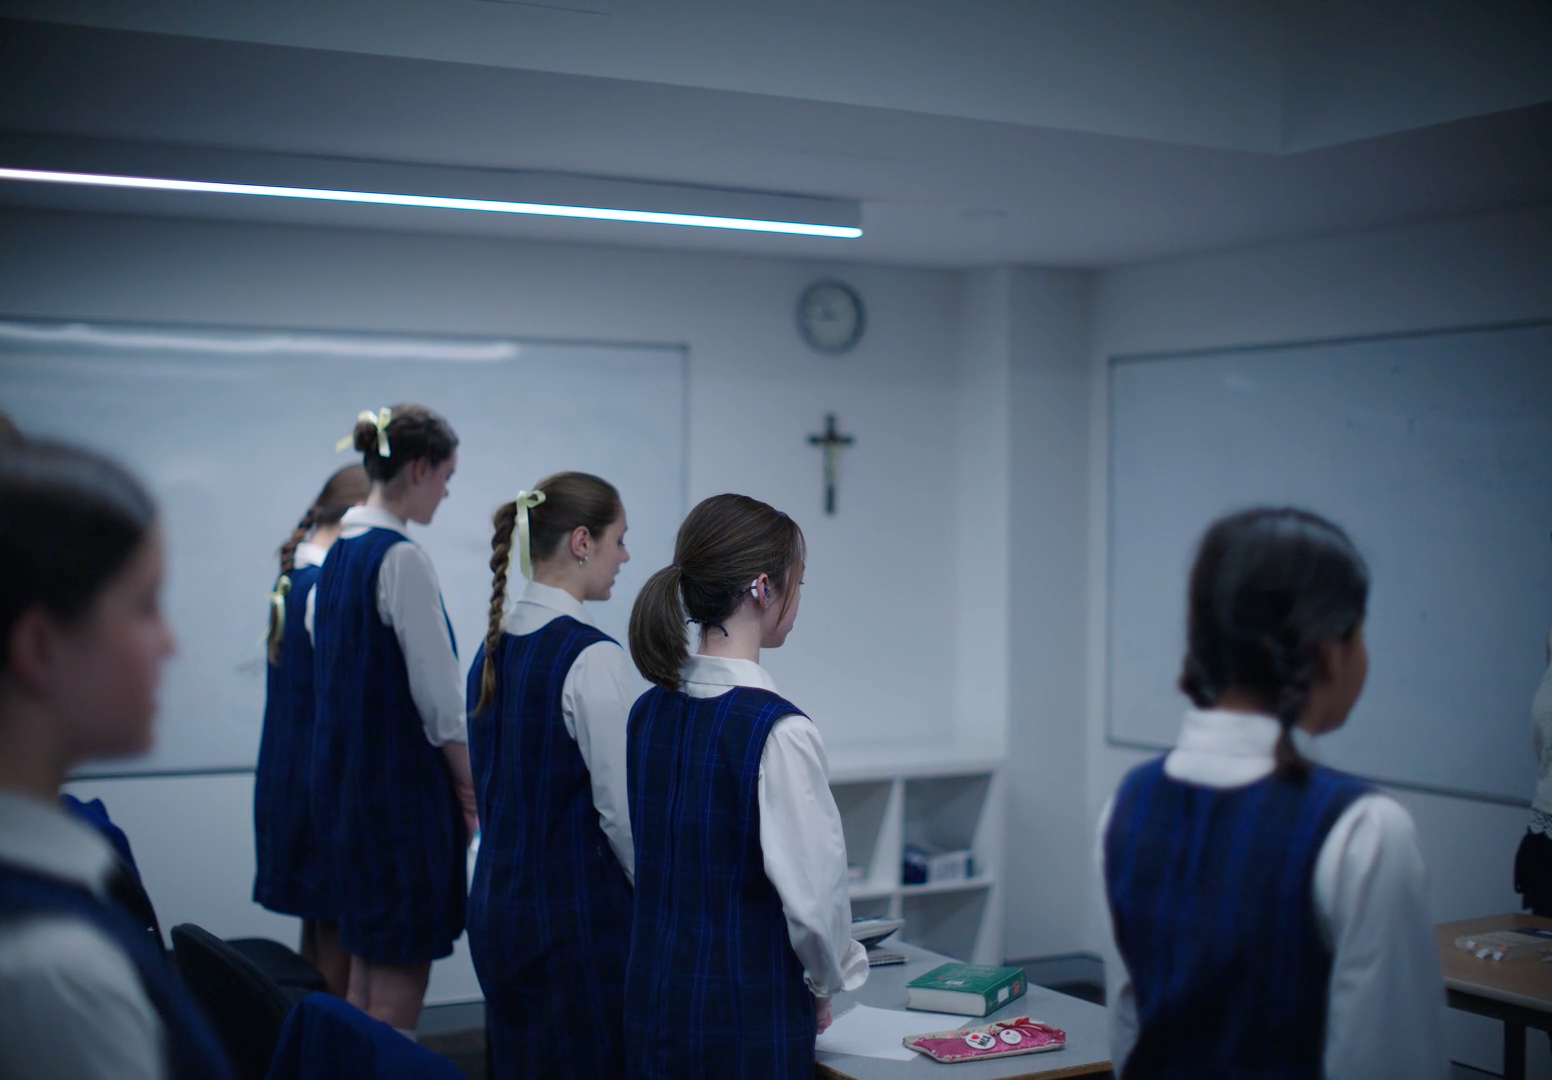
[807,413,854,515]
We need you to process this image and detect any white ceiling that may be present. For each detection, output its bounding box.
[0,9,1548,268]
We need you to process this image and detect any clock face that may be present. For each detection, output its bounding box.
[797,281,865,355]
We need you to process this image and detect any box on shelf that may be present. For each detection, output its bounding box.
[904,842,973,885]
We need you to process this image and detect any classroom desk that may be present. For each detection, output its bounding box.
[816,943,1112,1080]
[1437,914,1552,1080]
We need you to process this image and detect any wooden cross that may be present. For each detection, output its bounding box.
[807,413,854,515]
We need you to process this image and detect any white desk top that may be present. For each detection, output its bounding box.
[816,943,1112,1080]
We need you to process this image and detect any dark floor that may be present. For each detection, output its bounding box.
[1041,978,1105,1006]
[419,1027,485,1079]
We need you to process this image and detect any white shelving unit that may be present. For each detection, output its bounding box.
[828,753,1004,966]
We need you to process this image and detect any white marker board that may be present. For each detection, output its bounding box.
[1108,322,1552,805]
[0,319,686,777]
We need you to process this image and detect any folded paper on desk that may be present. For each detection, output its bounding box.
[816,1004,967,1062]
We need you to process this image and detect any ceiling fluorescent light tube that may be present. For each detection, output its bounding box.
[0,166,863,238]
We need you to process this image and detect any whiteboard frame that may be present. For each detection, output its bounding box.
[1104,318,1552,809]
[0,313,691,782]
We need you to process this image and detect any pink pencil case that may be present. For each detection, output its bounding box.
[903,1015,1067,1063]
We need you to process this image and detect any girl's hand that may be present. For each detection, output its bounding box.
[456,780,479,841]
[816,995,834,1033]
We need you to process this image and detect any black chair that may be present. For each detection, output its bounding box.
[171,923,312,1080]
[226,934,328,993]
[115,868,325,992]
[63,795,328,994]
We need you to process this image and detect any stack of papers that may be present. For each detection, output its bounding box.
[816,1004,967,1062]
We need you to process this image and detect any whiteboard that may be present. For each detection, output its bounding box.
[0,319,686,777]
[1107,322,1552,805]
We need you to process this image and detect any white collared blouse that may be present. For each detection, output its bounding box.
[501,579,637,882]
[0,791,163,1078]
[306,505,466,747]
[676,653,869,999]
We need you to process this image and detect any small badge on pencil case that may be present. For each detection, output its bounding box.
[902,1016,1066,1063]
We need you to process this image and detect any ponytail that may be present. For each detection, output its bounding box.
[630,565,689,691]
[269,464,369,665]
[279,508,317,577]
[342,404,457,485]
[473,503,518,717]
[265,576,292,667]
[1272,647,1316,779]
[267,507,314,666]
[629,493,805,692]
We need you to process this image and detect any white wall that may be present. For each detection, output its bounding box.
[1002,267,1095,960]
[1082,205,1552,1074]
[0,207,979,1001]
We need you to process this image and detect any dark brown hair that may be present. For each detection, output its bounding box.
[0,440,156,677]
[352,404,458,484]
[472,472,623,717]
[629,493,805,691]
[268,464,370,663]
[1178,507,1369,779]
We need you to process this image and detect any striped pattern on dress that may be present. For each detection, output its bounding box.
[466,616,633,1079]
[1104,757,1371,1079]
[311,527,465,965]
[624,684,816,1080]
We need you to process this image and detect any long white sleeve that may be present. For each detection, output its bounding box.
[560,640,637,883]
[1315,794,1448,1080]
[1093,796,1140,1074]
[375,541,466,747]
[756,716,869,998]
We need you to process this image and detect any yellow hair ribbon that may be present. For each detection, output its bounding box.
[510,490,547,581]
[334,408,393,457]
[266,575,292,646]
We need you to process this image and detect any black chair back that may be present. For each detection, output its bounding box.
[171,922,295,1080]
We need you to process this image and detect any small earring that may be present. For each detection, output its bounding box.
[578,555,589,566]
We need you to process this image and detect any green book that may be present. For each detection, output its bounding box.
[905,963,1026,1016]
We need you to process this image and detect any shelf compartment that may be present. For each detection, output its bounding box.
[848,895,894,921]
[898,874,996,898]
[900,887,990,964]
[903,772,991,856]
[848,881,897,901]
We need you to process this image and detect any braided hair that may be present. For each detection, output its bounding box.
[471,472,623,717]
[1178,507,1369,778]
[267,464,369,664]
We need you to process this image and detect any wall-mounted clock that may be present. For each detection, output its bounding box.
[796,280,865,355]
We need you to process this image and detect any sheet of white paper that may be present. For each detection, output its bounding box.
[816,1004,966,1061]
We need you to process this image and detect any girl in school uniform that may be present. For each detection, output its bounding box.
[310,405,477,1035]
[0,439,231,1079]
[466,471,637,1078]
[252,463,368,996]
[1098,507,1446,1079]
[624,493,867,1080]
